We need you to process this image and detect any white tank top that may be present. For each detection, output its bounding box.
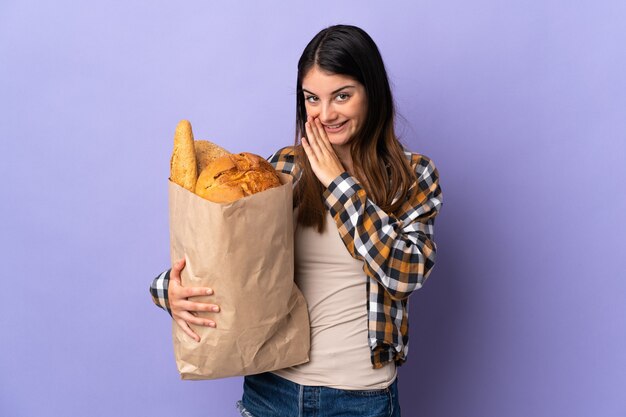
[272,209,397,390]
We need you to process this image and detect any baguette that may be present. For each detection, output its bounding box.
[169,120,197,191]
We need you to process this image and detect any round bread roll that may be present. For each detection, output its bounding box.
[195,152,281,203]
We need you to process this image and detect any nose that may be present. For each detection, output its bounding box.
[318,102,338,124]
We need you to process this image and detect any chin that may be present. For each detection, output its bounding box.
[329,137,351,147]
[328,130,354,143]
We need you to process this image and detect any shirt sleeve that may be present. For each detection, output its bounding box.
[149,269,173,317]
[322,155,443,301]
[267,146,300,183]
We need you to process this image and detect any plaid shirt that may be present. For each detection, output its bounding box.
[150,146,443,369]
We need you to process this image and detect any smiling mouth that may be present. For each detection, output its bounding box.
[324,121,347,130]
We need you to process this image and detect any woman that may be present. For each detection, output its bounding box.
[150,24,443,417]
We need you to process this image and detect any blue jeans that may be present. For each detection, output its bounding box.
[236,371,401,417]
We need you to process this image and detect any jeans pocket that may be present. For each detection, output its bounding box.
[337,387,393,417]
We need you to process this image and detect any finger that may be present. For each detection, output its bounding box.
[305,118,319,144]
[314,118,334,153]
[180,311,217,328]
[170,258,185,283]
[170,293,213,310]
[304,120,314,146]
[311,118,334,158]
[179,299,221,313]
[305,121,323,156]
[174,257,186,271]
[310,118,325,145]
[170,288,214,309]
[182,286,214,298]
[174,318,201,342]
[301,136,318,164]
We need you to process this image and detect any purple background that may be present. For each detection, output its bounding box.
[1,1,625,416]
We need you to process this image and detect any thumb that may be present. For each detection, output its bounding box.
[170,257,186,283]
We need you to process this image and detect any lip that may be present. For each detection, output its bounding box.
[323,121,347,133]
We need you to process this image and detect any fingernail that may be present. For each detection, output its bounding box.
[212,306,220,312]
[209,322,216,328]
[206,289,213,295]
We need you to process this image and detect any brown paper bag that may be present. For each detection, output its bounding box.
[168,172,310,380]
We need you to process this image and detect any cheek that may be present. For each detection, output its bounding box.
[349,103,365,121]
[304,104,317,118]
[354,111,366,130]
[350,113,363,130]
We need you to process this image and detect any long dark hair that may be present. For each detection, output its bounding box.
[294,24,417,232]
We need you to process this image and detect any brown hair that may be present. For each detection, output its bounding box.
[294,25,417,232]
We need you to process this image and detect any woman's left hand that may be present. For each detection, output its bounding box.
[301,116,346,188]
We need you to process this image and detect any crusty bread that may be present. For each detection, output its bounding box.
[195,152,281,203]
[195,140,230,174]
[170,120,197,191]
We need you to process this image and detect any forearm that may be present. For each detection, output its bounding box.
[323,162,442,300]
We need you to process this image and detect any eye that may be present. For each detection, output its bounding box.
[305,95,318,103]
[337,93,350,101]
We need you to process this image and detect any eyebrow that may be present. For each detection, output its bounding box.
[302,85,356,95]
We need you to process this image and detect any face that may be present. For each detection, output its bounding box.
[301,65,368,151]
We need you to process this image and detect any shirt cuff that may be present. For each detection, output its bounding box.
[322,172,363,216]
[150,270,173,317]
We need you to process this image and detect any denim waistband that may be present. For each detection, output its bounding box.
[236,371,401,417]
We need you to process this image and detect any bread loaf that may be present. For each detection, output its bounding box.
[195,152,281,203]
[195,140,230,174]
[170,120,197,191]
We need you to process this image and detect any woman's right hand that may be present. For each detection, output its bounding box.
[168,257,220,342]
